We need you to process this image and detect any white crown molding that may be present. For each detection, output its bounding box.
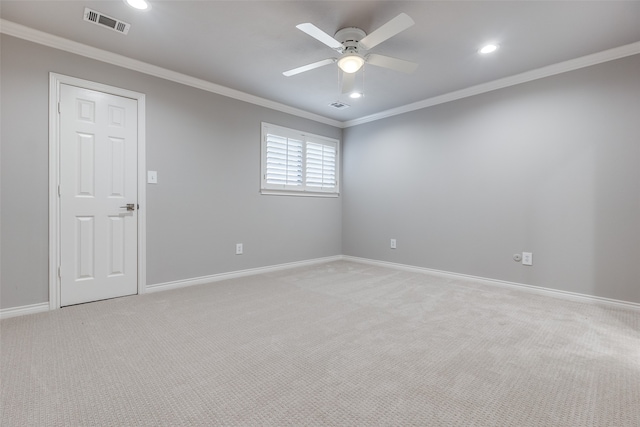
[343,256,640,311]
[2,19,639,129]
[0,19,342,128]
[343,41,640,127]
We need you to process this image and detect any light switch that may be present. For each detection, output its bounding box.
[147,171,158,184]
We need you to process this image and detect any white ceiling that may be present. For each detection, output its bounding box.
[2,1,640,123]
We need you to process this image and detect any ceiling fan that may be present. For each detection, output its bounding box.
[283,13,419,94]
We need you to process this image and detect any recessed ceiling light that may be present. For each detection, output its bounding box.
[479,44,499,54]
[124,0,150,10]
[349,92,363,99]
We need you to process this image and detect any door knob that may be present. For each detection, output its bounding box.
[120,203,135,211]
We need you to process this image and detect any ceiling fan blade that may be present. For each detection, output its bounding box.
[341,72,356,94]
[359,13,415,50]
[366,53,418,74]
[296,23,343,50]
[283,58,335,77]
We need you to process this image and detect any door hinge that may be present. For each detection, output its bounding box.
[58,266,61,278]
[58,102,61,114]
[58,185,61,197]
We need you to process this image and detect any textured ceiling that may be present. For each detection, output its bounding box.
[2,1,640,122]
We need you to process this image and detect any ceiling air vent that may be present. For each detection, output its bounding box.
[329,101,350,109]
[83,8,130,35]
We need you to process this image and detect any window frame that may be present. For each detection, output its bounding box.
[261,122,340,197]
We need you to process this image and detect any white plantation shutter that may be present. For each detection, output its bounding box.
[261,123,339,195]
[265,133,303,187]
[306,141,336,190]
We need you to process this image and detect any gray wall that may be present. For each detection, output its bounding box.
[343,54,640,304]
[0,35,342,309]
[2,33,639,310]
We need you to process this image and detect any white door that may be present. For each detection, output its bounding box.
[59,84,138,306]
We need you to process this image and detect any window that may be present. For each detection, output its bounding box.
[261,123,339,196]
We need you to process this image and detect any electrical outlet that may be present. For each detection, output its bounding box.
[236,243,243,255]
[522,252,533,266]
[390,239,397,249]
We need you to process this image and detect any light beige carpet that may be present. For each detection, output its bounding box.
[1,260,639,426]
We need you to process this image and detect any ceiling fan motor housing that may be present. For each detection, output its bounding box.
[334,27,367,53]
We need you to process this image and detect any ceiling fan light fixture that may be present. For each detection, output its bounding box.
[124,0,150,10]
[338,55,365,74]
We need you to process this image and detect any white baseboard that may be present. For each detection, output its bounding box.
[1,256,342,319]
[0,302,50,320]
[3,254,637,319]
[343,256,640,311]
[146,255,343,293]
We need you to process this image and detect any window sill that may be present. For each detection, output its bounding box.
[260,189,340,198]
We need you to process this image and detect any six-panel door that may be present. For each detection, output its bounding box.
[59,84,138,306]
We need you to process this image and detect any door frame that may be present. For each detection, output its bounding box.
[49,73,147,309]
